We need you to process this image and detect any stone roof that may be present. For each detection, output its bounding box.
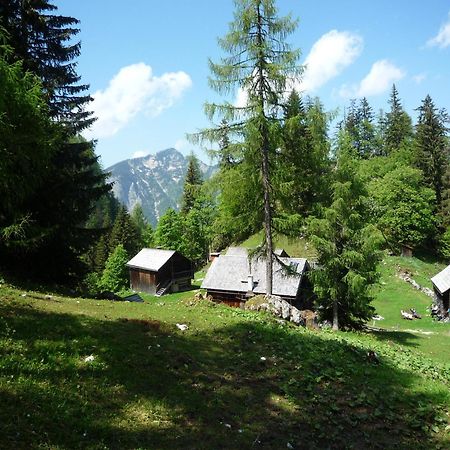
[201,248,308,298]
[431,265,450,295]
[126,248,176,272]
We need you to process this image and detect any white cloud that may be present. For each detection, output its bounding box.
[232,30,362,105]
[84,63,192,139]
[297,30,363,93]
[339,60,405,98]
[427,13,450,48]
[413,73,427,84]
[132,150,148,159]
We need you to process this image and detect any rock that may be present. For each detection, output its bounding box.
[245,294,269,311]
[290,307,304,326]
[281,301,291,320]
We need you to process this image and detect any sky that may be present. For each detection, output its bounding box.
[56,0,450,168]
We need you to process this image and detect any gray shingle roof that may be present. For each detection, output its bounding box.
[201,248,308,297]
[431,265,450,294]
[126,248,175,272]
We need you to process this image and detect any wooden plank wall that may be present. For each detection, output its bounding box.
[130,269,156,294]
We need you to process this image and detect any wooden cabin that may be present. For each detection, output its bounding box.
[126,249,193,296]
[431,265,450,318]
[201,247,311,308]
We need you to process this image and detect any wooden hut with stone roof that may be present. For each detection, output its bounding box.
[201,247,311,308]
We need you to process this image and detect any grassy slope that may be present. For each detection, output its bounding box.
[242,232,449,364]
[241,231,317,259]
[371,256,449,363]
[0,283,449,449]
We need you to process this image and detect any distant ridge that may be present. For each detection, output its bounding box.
[106,148,216,226]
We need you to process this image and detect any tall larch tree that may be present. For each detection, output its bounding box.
[193,0,301,294]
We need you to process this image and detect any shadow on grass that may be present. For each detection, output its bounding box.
[367,328,422,349]
[0,303,448,449]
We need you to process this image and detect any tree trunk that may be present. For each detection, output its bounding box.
[332,299,339,331]
[262,140,273,295]
[256,2,273,295]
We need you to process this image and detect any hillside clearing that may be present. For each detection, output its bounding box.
[0,281,449,449]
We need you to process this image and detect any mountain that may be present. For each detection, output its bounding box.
[106,148,216,226]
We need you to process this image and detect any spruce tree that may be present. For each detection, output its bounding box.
[109,206,140,256]
[130,203,149,248]
[0,0,94,131]
[0,39,56,250]
[181,154,203,214]
[275,91,330,224]
[193,0,301,294]
[276,90,312,218]
[141,224,155,248]
[414,95,449,207]
[358,97,376,158]
[307,132,382,330]
[385,84,413,154]
[343,98,376,158]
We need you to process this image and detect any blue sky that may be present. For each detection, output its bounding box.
[57,0,450,168]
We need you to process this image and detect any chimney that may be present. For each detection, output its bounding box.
[247,275,254,292]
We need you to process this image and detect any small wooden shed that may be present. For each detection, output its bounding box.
[126,248,193,296]
[431,265,450,317]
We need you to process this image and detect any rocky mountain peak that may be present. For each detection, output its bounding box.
[107,148,216,226]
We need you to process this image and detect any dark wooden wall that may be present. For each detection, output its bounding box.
[130,268,157,294]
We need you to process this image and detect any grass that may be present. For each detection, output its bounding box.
[0,280,449,449]
[370,255,449,363]
[241,231,317,259]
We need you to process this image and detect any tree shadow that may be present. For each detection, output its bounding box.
[365,328,422,349]
[0,302,448,449]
